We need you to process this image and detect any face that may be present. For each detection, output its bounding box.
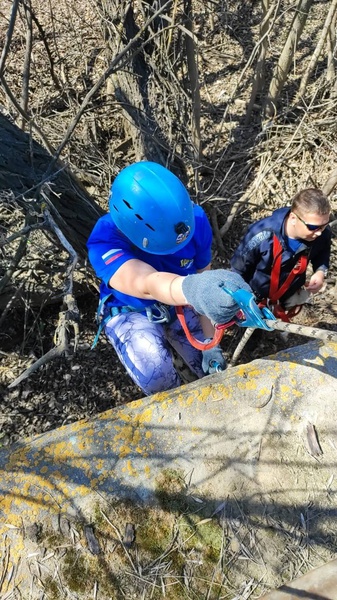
[287,211,330,241]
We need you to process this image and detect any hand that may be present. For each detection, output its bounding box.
[305,271,325,293]
[182,269,252,324]
[202,343,226,374]
[283,287,311,309]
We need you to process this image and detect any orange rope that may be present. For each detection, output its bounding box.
[175,306,234,350]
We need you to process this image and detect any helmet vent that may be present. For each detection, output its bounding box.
[122,199,133,209]
[135,214,143,220]
[146,223,155,231]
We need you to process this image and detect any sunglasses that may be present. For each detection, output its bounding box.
[293,212,330,232]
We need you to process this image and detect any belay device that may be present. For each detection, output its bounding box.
[176,287,337,367]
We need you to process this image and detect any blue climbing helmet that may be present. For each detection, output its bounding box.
[109,161,195,254]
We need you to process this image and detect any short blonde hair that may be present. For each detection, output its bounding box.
[291,188,330,215]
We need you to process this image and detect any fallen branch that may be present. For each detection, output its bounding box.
[7,291,80,389]
[322,168,337,197]
[7,190,80,389]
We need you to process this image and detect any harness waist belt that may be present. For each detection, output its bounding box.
[91,297,174,349]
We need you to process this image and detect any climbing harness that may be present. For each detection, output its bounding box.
[269,235,308,303]
[263,234,309,322]
[91,294,174,349]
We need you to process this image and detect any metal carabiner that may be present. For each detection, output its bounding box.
[209,360,223,372]
[146,303,172,324]
[221,287,276,331]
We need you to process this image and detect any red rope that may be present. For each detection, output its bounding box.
[175,305,234,350]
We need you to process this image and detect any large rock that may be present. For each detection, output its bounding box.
[1,339,337,597]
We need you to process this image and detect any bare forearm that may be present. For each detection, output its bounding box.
[109,261,214,335]
[109,262,247,330]
[109,261,188,305]
[147,272,215,336]
[143,271,188,305]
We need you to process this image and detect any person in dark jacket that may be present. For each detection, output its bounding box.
[231,188,331,313]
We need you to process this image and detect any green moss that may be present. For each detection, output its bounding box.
[137,507,174,553]
[155,468,189,513]
[14,488,243,600]
[43,576,60,600]
[62,549,89,593]
[38,495,231,599]
[92,501,107,529]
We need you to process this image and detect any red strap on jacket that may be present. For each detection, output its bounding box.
[269,235,308,303]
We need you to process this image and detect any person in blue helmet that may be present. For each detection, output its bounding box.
[87,161,252,395]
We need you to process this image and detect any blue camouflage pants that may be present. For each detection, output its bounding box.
[104,307,205,395]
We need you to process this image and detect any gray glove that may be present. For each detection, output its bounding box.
[283,288,312,309]
[202,343,226,374]
[182,270,252,324]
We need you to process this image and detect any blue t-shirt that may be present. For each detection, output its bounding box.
[87,203,213,309]
[285,235,302,253]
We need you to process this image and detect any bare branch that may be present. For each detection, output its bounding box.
[43,0,173,177]
[19,0,33,130]
[245,0,278,124]
[0,0,20,77]
[183,0,201,162]
[326,9,337,84]
[25,1,63,90]
[265,0,314,117]
[6,186,80,389]
[322,167,337,196]
[0,75,56,154]
[8,342,67,389]
[214,0,280,155]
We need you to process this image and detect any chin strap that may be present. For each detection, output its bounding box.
[175,305,235,350]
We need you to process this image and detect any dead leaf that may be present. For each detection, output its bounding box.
[305,422,323,457]
[123,523,135,548]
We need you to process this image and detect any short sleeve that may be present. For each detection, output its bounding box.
[192,205,213,270]
[87,214,136,286]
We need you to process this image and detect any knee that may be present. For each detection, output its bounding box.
[134,352,181,395]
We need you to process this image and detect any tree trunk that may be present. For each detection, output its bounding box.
[297,0,337,99]
[102,0,169,164]
[264,0,314,117]
[0,112,104,258]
